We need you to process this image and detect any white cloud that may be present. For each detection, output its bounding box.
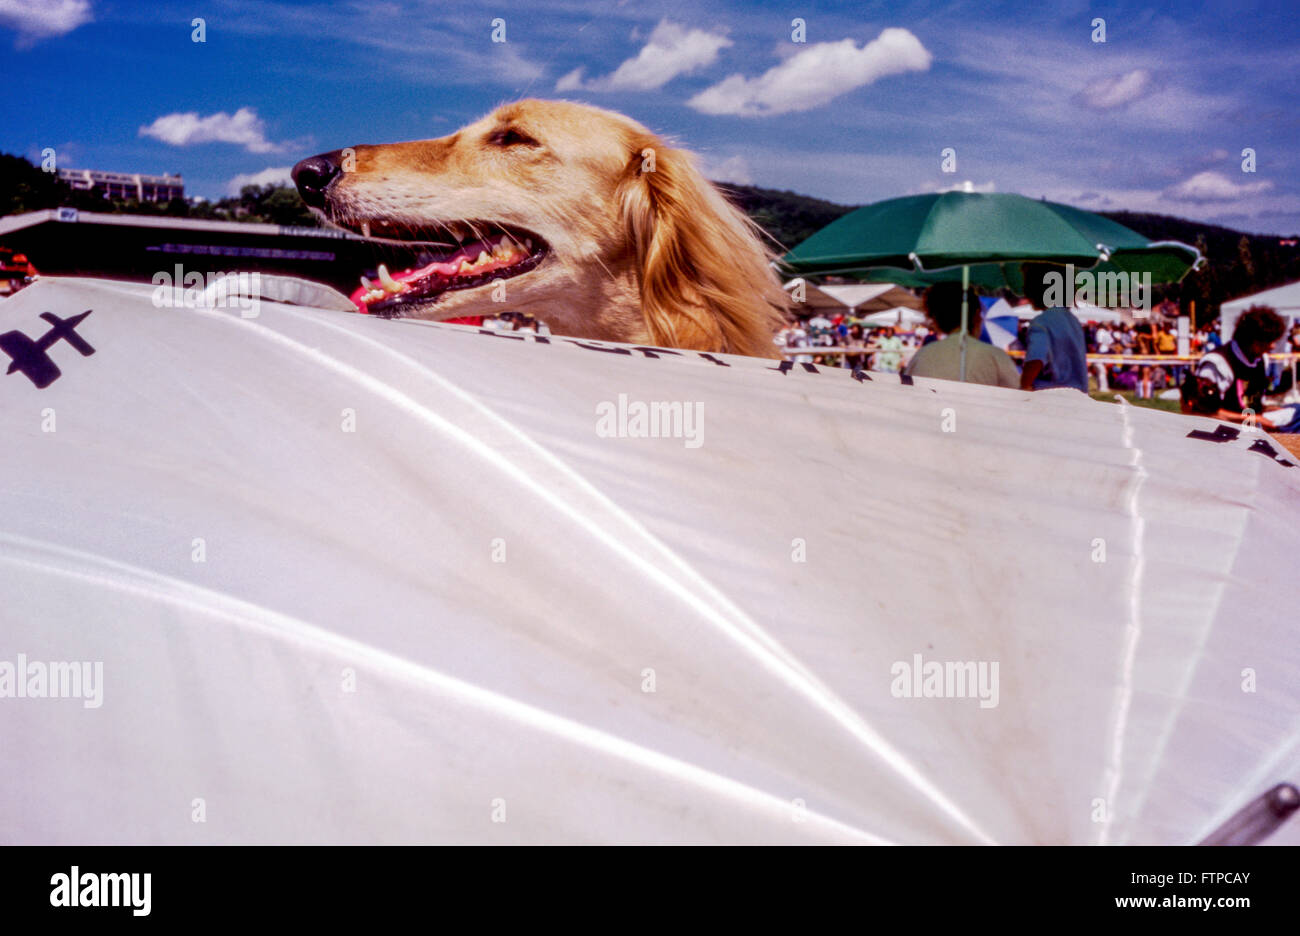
[555,67,585,92]
[933,180,997,194]
[0,0,91,44]
[557,20,731,92]
[226,166,293,195]
[1075,69,1154,110]
[688,28,932,117]
[1165,171,1273,202]
[700,154,753,185]
[1020,181,1300,232]
[176,1,545,87]
[481,43,545,85]
[139,107,283,154]
[943,33,1232,132]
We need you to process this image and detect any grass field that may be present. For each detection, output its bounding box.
[1088,390,1182,413]
[1085,390,1300,459]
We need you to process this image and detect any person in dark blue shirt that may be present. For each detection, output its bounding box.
[1018,263,1090,392]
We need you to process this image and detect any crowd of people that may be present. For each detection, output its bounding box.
[472,312,551,335]
[774,299,1238,388]
[776,316,926,371]
[775,263,1300,433]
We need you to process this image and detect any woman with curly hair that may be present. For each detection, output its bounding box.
[1180,305,1290,429]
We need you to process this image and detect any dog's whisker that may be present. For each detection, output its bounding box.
[591,254,618,286]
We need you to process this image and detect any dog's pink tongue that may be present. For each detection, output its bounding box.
[348,243,497,315]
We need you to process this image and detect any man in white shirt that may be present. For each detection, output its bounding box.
[1095,325,1114,355]
[777,322,813,365]
[806,313,835,348]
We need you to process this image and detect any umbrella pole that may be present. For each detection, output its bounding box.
[959,265,970,382]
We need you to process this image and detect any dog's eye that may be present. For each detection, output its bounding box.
[488,128,536,148]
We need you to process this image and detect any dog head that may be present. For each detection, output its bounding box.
[293,99,786,355]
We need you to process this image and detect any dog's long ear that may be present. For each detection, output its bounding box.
[617,141,789,357]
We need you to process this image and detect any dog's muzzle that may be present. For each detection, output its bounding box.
[292,153,343,208]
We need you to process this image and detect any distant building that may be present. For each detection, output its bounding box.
[58,168,184,203]
[0,208,373,296]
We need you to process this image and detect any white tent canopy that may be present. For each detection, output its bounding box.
[3,277,1298,845]
[816,283,920,311]
[1220,279,1300,340]
[1071,301,1126,323]
[783,279,922,314]
[1004,300,1043,320]
[860,306,927,328]
[999,300,1124,323]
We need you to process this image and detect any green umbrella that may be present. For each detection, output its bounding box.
[780,191,1204,380]
[835,249,1201,293]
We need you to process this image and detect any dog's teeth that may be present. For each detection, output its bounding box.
[361,221,371,238]
[458,259,474,274]
[360,276,373,291]
[524,238,533,250]
[377,264,403,292]
[476,250,491,266]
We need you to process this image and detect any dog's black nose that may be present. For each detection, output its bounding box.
[292,154,342,208]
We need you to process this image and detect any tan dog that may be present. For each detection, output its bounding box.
[292,99,787,356]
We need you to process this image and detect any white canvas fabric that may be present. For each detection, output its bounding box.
[2,276,1298,845]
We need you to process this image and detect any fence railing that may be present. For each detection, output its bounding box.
[779,346,1300,365]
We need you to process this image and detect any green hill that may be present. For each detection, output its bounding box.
[1095,210,1300,315]
[717,182,1300,317]
[714,183,855,252]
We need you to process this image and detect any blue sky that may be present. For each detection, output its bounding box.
[3,0,1298,235]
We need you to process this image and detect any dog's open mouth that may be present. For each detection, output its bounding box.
[336,219,549,316]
